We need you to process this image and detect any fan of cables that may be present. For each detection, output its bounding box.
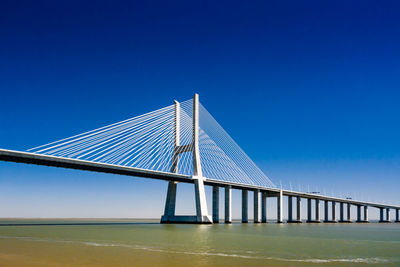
[28,98,275,188]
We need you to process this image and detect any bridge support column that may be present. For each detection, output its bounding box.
[288,195,301,223]
[161,179,211,224]
[364,206,368,222]
[356,205,361,222]
[254,190,260,223]
[331,201,336,222]
[194,178,212,223]
[378,208,390,223]
[339,202,351,222]
[296,197,301,222]
[261,192,267,223]
[192,94,212,223]
[395,209,400,222]
[307,198,312,222]
[161,181,177,222]
[339,202,344,222]
[288,196,293,222]
[379,208,384,222]
[277,190,283,223]
[347,203,351,222]
[242,190,248,223]
[315,199,320,222]
[324,200,329,222]
[212,186,219,223]
[386,208,390,222]
[225,185,232,223]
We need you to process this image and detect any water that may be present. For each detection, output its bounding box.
[0,219,399,266]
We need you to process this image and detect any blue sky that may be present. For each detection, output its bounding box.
[0,0,399,219]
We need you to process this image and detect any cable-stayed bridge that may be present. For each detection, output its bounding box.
[0,94,399,223]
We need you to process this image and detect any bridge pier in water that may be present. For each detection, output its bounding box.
[379,207,391,223]
[277,190,283,223]
[339,202,351,222]
[254,190,260,223]
[287,195,302,223]
[225,185,232,223]
[347,203,352,222]
[261,192,267,223]
[356,205,368,223]
[287,196,293,222]
[331,201,337,222]
[242,190,248,223]
[212,186,219,223]
[305,198,320,223]
[241,195,397,224]
[296,197,302,222]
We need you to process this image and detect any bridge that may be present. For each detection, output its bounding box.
[0,94,399,224]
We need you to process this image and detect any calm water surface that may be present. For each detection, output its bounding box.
[0,219,399,266]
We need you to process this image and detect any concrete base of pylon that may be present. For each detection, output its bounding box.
[161,178,213,224]
[160,215,213,224]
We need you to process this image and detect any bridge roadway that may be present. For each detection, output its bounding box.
[1,148,399,223]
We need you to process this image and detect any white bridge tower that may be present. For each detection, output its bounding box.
[161,94,212,223]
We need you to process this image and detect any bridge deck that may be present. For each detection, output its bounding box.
[0,149,399,210]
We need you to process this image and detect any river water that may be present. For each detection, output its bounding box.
[0,219,399,266]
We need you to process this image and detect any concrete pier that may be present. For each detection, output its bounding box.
[212,186,219,223]
[331,201,336,222]
[307,198,312,222]
[288,196,302,223]
[254,190,260,223]
[296,197,301,222]
[194,178,211,223]
[339,202,344,221]
[324,200,336,223]
[261,192,267,223]
[347,203,351,222]
[161,181,177,222]
[242,189,248,223]
[386,208,390,222]
[277,190,283,223]
[339,202,351,222]
[225,185,232,223]
[306,198,319,223]
[288,196,293,222]
[355,205,368,223]
[379,207,390,223]
[356,205,361,222]
[324,200,329,222]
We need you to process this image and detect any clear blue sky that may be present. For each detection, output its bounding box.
[0,0,399,219]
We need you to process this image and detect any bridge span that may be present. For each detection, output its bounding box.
[1,148,399,224]
[0,94,399,223]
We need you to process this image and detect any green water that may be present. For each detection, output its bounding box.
[0,219,399,266]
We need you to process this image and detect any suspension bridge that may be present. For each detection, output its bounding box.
[0,94,399,224]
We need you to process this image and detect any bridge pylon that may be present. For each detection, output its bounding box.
[161,94,212,224]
